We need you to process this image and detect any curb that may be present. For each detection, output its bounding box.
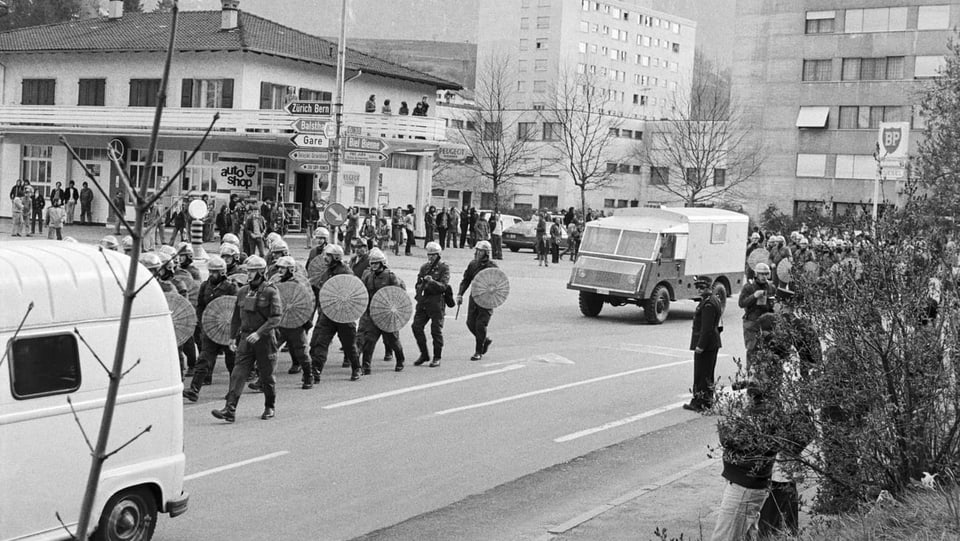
[539,457,719,538]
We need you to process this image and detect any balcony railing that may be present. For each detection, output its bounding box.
[0,106,448,142]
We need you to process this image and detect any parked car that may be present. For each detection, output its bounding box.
[479,210,523,227]
[502,219,569,252]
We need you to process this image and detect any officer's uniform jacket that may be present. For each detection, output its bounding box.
[457,258,497,298]
[197,276,239,322]
[690,293,723,351]
[415,259,450,303]
[230,281,282,337]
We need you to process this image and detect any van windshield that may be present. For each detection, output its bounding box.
[616,231,659,259]
[581,227,621,254]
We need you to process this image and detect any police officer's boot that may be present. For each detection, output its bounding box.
[429,347,442,368]
[261,402,275,420]
[414,346,430,366]
[211,405,236,423]
[301,361,314,389]
[287,362,301,374]
[182,386,200,402]
[394,350,405,372]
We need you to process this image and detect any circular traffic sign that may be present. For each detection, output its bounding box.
[323,202,347,226]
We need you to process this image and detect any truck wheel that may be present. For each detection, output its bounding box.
[644,285,670,324]
[579,291,604,317]
[712,282,728,313]
[93,487,157,541]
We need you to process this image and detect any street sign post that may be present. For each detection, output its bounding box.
[290,118,328,133]
[290,133,331,148]
[296,162,331,173]
[345,136,388,153]
[285,101,332,116]
[289,150,331,162]
[323,202,347,227]
[344,151,387,163]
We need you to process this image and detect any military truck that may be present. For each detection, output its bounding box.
[567,207,749,323]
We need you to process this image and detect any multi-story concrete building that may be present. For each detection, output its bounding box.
[732,0,954,219]
[0,0,459,230]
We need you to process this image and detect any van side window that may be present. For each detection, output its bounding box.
[659,234,676,259]
[9,334,81,399]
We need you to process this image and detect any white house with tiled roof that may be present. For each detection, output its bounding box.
[0,0,460,230]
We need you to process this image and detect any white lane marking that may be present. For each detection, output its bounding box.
[322,364,526,409]
[184,451,289,481]
[554,401,689,443]
[605,343,731,358]
[434,359,691,416]
[482,353,575,367]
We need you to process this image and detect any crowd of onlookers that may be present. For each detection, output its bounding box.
[8,178,95,239]
[364,94,430,117]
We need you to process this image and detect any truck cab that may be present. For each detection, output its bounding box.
[567,207,748,323]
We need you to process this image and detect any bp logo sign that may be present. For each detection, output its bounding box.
[881,126,902,155]
[878,122,910,158]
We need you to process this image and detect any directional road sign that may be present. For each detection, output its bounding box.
[344,136,388,153]
[289,150,330,162]
[290,118,328,133]
[324,202,347,227]
[285,101,332,116]
[296,162,331,173]
[344,151,387,163]
[290,133,331,148]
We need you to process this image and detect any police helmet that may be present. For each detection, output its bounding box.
[99,235,119,251]
[158,245,177,260]
[275,255,296,269]
[270,239,289,254]
[426,241,442,255]
[207,255,227,273]
[121,235,134,252]
[176,242,194,258]
[157,251,173,266]
[244,255,268,272]
[323,244,345,260]
[368,248,387,264]
[754,262,771,275]
[475,240,492,252]
[221,233,240,247]
[219,243,240,258]
[314,226,331,240]
[140,252,162,271]
[266,232,283,248]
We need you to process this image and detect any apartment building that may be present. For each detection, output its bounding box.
[732,0,954,219]
[0,0,460,228]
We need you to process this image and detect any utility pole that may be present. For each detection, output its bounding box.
[329,0,348,205]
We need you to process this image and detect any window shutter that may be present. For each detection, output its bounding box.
[298,87,308,100]
[96,79,105,106]
[42,81,55,105]
[129,80,138,106]
[221,79,234,108]
[181,79,194,107]
[260,81,272,109]
[21,80,33,105]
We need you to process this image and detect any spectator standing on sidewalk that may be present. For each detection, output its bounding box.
[45,198,66,240]
[64,181,79,225]
[549,217,563,264]
[79,182,94,224]
[112,188,126,235]
[29,188,45,236]
[404,208,416,255]
[490,212,504,260]
[10,190,27,236]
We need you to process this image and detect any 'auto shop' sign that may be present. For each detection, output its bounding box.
[216,156,259,189]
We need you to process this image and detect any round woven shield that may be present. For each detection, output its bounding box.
[802,261,819,275]
[294,262,309,283]
[277,281,315,328]
[470,268,510,309]
[201,295,236,346]
[165,291,198,346]
[228,272,248,286]
[746,248,769,271]
[318,274,368,323]
[174,271,200,307]
[777,258,793,284]
[369,286,413,332]
[307,254,327,288]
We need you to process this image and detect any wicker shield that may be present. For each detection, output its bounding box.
[777,258,793,283]
[307,255,327,288]
[369,286,413,332]
[746,248,770,271]
[318,274,368,323]
[201,295,236,346]
[277,281,315,328]
[165,291,197,346]
[470,268,510,309]
[174,270,200,307]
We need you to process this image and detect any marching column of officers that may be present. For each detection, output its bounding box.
[144,226,500,423]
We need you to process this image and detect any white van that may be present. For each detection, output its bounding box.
[0,241,188,540]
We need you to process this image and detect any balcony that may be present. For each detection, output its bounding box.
[0,106,448,143]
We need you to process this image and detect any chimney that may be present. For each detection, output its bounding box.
[221,0,240,30]
[107,0,123,19]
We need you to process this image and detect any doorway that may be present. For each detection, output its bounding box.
[294,172,314,230]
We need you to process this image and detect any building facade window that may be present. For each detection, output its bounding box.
[536,16,550,29]
[533,80,547,93]
[299,88,332,102]
[129,79,162,107]
[805,10,835,33]
[835,154,875,179]
[482,121,503,141]
[535,38,548,49]
[21,145,53,192]
[78,78,105,106]
[802,59,832,81]
[838,105,906,129]
[129,149,164,192]
[183,151,220,192]
[842,57,904,80]
[918,5,950,30]
[182,78,235,108]
[844,7,907,33]
[22,79,55,105]
[534,59,548,71]
[542,122,560,141]
[796,153,827,177]
[650,166,669,185]
[386,154,419,170]
[521,17,529,29]
[714,168,726,186]
[520,39,529,51]
[915,55,946,77]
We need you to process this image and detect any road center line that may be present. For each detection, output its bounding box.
[184,451,289,481]
[554,401,689,443]
[322,364,526,409]
[434,359,691,416]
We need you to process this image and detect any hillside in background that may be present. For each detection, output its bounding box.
[345,39,476,90]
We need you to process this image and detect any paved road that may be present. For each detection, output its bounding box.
[2,226,745,540]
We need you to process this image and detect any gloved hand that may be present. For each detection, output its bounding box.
[246,332,261,344]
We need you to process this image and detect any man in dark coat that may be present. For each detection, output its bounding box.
[684,276,723,412]
[457,240,498,361]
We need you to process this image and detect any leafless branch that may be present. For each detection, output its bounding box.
[132,272,159,297]
[103,425,152,461]
[54,512,78,541]
[66,396,95,454]
[120,359,142,379]
[59,137,136,237]
[0,301,33,369]
[145,112,220,208]
[106,150,141,208]
[99,248,125,293]
[73,328,111,378]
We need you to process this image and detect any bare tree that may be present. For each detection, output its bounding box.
[541,70,625,218]
[453,52,536,211]
[638,51,762,207]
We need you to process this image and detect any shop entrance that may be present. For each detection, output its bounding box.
[294,172,314,230]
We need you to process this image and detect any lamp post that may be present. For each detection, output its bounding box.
[329,0,348,205]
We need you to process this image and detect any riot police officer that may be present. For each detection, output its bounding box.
[413,242,450,367]
[212,255,283,422]
[220,242,242,276]
[308,244,362,382]
[176,242,201,281]
[457,240,497,361]
[266,238,289,276]
[100,235,119,251]
[183,255,238,402]
[273,255,314,388]
[358,248,406,373]
[306,226,331,268]
[221,232,248,265]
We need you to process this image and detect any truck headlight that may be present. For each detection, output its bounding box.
[578,269,587,278]
[627,274,637,285]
